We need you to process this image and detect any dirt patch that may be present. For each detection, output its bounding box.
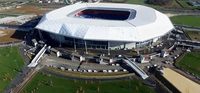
[162,68,200,93]
[185,31,200,41]
[0,29,23,43]
[0,31,6,37]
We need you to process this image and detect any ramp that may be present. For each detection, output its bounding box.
[122,57,149,79]
[28,45,47,67]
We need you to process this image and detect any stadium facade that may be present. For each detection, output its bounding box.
[36,3,174,51]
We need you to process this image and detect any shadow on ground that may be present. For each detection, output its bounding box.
[10,16,42,44]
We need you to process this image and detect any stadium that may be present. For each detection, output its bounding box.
[35,3,174,51]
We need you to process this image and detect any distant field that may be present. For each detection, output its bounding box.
[176,52,200,77]
[105,0,145,4]
[176,0,200,9]
[170,15,200,27]
[21,72,155,93]
[0,5,48,15]
[125,0,145,4]
[184,31,200,41]
[0,15,8,18]
[125,0,183,9]
[0,46,24,92]
[176,0,193,8]
[0,14,18,18]
[0,0,29,2]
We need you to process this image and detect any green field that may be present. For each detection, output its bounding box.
[176,0,200,9]
[0,14,19,18]
[0,46,24,92]
[0,15,7,18]
[126,0,185,9]
[108,0,145,4]
[21,72,155,93]
[170,15,200,27]
[0,14,11,18]
[176,52,200,77]
[125,0,145,4]
[176,0,192,8]
[185,31,200,41]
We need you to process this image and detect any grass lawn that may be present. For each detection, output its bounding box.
[107,0,145,4]
[0,46,24,92]
[184,31,200,41]
[125,0,145,4]
[176,0,192,8]
[21,72,155,93]
[122,0,184,10]
[176,0,199,9]
[176,52,200,77]
[0,14,19,19]
[170,15,200,27]
[0,15,8,18]
[0,5,47,15]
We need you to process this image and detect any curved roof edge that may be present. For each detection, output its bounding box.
[36,3,174,42]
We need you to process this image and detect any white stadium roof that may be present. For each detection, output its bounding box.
[36,3,174,42]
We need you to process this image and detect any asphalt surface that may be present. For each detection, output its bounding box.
[41,55,124,71]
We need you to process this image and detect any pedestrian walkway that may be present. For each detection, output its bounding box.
[123,57,148,79]
[28,45,47,67]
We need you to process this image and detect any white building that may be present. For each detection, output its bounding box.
[36,3,174,51]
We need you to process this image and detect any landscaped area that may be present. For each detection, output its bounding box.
[0,14,18,18]
[170,15,200,27]
[184,31,200,41]
[0,5,47,15]
[114,0,180,8]
[0,15,10,18]
[0,46,24,92]
[110,0,144,4]
[176,52,200,77]
[125,0,184,8]
[21,72,155,93]
[176,0,196,9]
[125,0,145,4]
